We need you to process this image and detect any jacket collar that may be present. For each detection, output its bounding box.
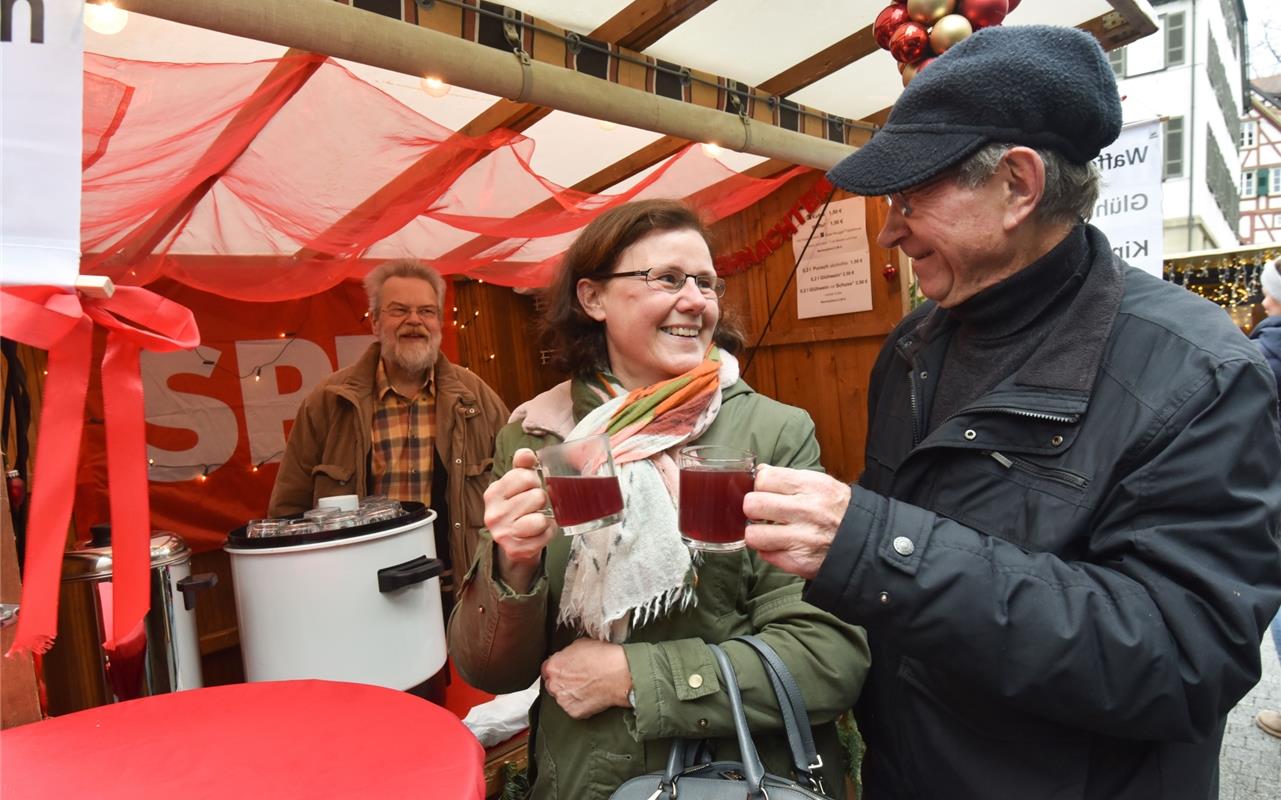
[898,224,1125,420]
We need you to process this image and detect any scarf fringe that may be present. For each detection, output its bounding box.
[630,583,697,630]
[555,575,699,641]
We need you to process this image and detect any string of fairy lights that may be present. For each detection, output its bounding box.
[1163,248,1281,309]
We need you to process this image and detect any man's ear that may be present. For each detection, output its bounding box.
[369,312,379,335]
[1000,147,1046,231]
[577,278,608,322]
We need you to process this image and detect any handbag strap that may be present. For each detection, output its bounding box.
[732,634,826,792]
[707,643,769,799]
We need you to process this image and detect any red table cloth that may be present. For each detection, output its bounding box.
[0,679,485,799]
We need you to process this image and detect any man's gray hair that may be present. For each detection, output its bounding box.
[953,143,1101,225]
[363,259,448,319]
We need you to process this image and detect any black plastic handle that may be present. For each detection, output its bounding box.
[377,555,442,593]
[176,573,219,611]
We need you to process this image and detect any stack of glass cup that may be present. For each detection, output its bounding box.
[245,495,405,538]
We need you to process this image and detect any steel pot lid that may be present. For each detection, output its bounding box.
[62,532,192,582]
[225,501,430,551]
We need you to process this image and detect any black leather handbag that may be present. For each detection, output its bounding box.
[610,635,833,800]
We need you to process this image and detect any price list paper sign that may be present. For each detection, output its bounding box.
[793,197,872,320]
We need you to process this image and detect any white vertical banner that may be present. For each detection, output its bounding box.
[1,0,84,287]
[1091,119,1164,277]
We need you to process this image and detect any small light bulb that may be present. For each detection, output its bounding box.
[147,458,155,466]
[420,76,450,97]
[251,464,260,473]
[278,332,287,339]
[701,142,722,158]
[84,1,129,36]
[253,368,262,382]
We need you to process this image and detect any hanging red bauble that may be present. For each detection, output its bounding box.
[906,0,956,26]
[883,264,899,282]
[890,22,931,64]
[6,470,25,511]
[874,5,912,51]
[960,0,1009,29]
[929,13,972,54]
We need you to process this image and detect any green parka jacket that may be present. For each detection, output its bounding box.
[448,378,870,799]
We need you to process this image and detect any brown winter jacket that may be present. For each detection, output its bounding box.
[268,343,508,599]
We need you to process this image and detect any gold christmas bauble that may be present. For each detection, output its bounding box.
[906,0,955,26]
[929,13,972,54]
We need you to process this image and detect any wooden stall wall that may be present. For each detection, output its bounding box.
[715,177,906,483]
[451,282,565,411]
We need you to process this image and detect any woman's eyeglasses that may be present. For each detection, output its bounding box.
[601,267,726,299]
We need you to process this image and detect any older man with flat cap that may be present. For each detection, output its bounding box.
[745,25,1281,800]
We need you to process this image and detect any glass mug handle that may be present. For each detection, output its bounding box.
[530,455,557,519]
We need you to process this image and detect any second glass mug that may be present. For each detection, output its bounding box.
[677,445,756,552]
[536,432,625,535]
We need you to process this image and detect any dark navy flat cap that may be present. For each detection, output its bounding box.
[827,25,1122,196]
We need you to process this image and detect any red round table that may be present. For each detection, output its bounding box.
[0,679,485,798]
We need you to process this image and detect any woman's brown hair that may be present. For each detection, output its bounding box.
[541,199,744,378]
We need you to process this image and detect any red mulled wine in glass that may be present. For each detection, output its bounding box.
[678,445,756,552]
[536,433,624,535]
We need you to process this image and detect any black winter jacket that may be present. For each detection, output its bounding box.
[807,226,1281,800]
[1250,314,1281,399]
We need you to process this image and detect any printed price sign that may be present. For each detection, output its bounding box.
[793,197,872,319]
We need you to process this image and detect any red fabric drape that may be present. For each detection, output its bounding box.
[80,54,813,298]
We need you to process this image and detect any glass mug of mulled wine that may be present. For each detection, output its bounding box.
[677,445,756,552]
[536,433,625,535]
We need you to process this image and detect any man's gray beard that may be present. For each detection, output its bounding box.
[383,337,438,376]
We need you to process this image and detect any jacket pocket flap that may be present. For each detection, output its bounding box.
[311,463,353,482]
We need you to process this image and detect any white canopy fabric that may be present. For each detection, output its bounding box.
[89,0,1147,195]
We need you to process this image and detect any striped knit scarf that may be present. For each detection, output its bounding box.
[510,348,739,642]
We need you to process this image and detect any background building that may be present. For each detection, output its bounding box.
[1240,75,1281,244]
[1108,0,1249,252]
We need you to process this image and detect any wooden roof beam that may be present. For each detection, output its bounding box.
[592,0,720,52]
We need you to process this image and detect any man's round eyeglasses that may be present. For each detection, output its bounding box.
[600,267,726,299]
[381,304,439,320]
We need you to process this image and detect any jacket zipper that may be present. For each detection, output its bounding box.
[897,336,924,446]
[970,406,1080,425]
[986,450,1089,488]
[907,369,922,446]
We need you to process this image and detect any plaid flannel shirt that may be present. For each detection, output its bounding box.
[370,360,436,503]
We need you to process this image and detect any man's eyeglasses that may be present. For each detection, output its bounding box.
[886,170,956,218]
[885,191,916,218]
[381,304,439,320]
[601,267,727,299]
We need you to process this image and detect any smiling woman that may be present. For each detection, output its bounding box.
[446,199,870,800]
